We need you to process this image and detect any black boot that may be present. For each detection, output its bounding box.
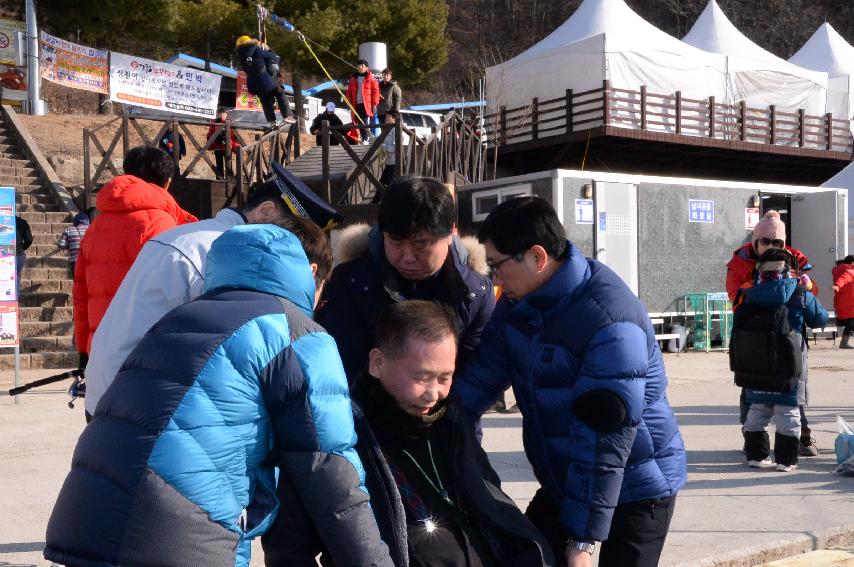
[774,432,799,471]
[744,431,770,466]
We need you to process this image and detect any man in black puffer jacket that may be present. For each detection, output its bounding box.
[316,177,494,383]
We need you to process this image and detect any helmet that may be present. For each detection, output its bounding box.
[235,35,252,47]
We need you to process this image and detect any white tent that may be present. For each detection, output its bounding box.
[485,0,728,114]
[682,0,827,115]
[789,23,854,121]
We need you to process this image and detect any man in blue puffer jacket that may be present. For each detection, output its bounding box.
[455,197,687,567]
[44,219,392,567]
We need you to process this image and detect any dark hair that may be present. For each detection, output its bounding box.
[243,180,288,215]
[382,67,392,75]
[837,255,854,265]
[356,59,369,67]
[122,145,173,187]
[374,301,458,359]
[754,247,798,275]
[477,196,567,258]
[378,177,454,238]
[273,215,332,288]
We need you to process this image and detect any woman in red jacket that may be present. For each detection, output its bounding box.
[73,146,197,366]
[833,255,854,349]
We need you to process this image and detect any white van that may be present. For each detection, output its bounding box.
[398,109,443,140]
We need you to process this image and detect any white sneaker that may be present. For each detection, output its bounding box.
[282,116,297,124]
[747,457,773,468]
[776,463,798,472]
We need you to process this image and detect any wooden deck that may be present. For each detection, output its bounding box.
[286,145,380,205]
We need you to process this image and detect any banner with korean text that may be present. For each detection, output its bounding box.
[40,32,108,94]
[109,52,221,118]
[0,186,19,346]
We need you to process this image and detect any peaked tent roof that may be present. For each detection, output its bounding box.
[789,23,854,78]
[683,0,824,83]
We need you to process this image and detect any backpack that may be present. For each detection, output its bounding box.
[729,288,803,393]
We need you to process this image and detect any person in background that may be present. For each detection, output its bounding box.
[14,214,32,289]
[455,196,686,567]
[310,102,344,146]
[73,145,197,372]
[372,111,398,204]
[735,248,828,471]
[57,211,89,278]
[345,59,380,142]
[265,301,555,566]
[207,108,240,180]
[377,67,401,126]
[725,210,819,457]
[316,176,494,383]
[235,35,296,130]
[832,255,854,349]
[45,219,393,567]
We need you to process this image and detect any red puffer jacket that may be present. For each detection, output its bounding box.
[725,242,814,302]
[345,72,380,119]
[73,175,197,354]
[833,262,854,320]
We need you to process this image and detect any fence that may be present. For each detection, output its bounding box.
[484,80,854,155]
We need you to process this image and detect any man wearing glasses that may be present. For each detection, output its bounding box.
[726,209,820,457]
[454,196,686,567]
[316,177,494,382]
[83,167,343,418]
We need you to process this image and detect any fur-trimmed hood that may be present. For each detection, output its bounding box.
[332,223,489,276]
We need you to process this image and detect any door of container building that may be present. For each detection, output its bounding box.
[762,190,838,308]
[594,182,639,295]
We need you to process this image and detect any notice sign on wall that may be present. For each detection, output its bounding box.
[40,32,109,94]
[688,199,715,223]
[110,52,221,118]
[0,302,18,345]
[0,18,25,65]
[745,207,760,230]
[575,199,593,224]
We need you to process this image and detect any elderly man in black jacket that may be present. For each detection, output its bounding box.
[263,301,554,567]
[316,177,494,383]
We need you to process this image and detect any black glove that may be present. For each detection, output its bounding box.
[78,352,89,370]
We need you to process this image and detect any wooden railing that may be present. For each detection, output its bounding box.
[234,124,298,205]
[322,110,489,206]
[83,112,292,207]
[483,80,854,155]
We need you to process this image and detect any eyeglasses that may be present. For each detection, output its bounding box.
[487,252,524,279]
[758,237,785,248]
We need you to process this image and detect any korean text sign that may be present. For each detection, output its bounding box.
[110,52,221,118]
[40,32,108,94]
[688,199,715,223]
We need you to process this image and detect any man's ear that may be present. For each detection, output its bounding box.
[246,200,278,223]
[530,244,549,272]
[368,348,384,378]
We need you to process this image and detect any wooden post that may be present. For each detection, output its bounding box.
[235,146,244,208]
[499,106,507,145]
[394,120,402,179]
[602,80,611,125]
[292,71,303,158]
[675,91,682,135]
[171,117,180,177]
[708,96,716,138]
[322,121,331,204]
[740,100,747,141]
[566,89,574,134]
[121,111,129,157]
[531,97,539,140]
[826,112,833,150]
[769,105,776,145]
[640,85,647,130]
[83,128,91,208]
[798,109,805,147]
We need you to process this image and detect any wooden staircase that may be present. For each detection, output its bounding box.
[1,114,77,370]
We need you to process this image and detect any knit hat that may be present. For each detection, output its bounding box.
[752,210,785,246]
[73,212,90,226]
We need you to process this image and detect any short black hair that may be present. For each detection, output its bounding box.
[243,180,289,215]
[477,196,567,258]
[356,59,369,67]
[754,247,797,275]
[382,67,392,75]
[272,215,332,288]
[122,145,173,187]
[374,301,458,359]
[378,177,454,239]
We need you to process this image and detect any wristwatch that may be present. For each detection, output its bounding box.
[566,539,596,555]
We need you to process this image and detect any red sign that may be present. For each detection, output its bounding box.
[235,71,263,112]
[0,302,18,346]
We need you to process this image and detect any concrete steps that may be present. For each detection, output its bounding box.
[0,114,77,370]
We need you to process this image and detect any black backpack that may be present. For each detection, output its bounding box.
[729,288,803,393]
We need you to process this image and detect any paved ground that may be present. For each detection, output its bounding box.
[1,342,852,566]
